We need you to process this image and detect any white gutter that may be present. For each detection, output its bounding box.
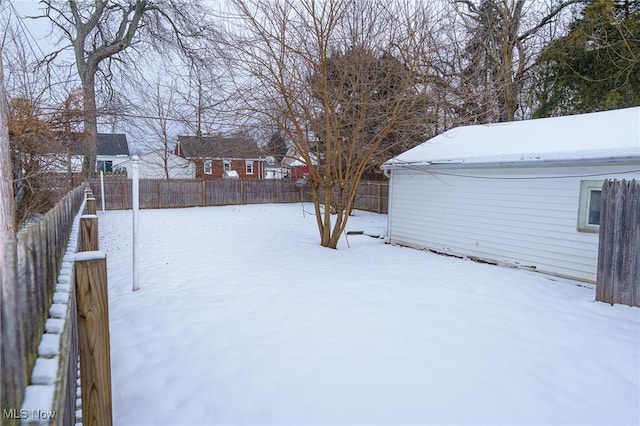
[381,155,640,171]
[385,169,394,245]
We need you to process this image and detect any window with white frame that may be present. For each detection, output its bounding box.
[204,160,212,174]
[245,161,254,174]
[97,160,113,172]
[223,160,232,172]
[578,180,603,233]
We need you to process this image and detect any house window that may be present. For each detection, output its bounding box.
[97,160,112,173]
[578,180,603,233]
[204,160,212,175]
[223,160,232,172]
[246,161,254,174]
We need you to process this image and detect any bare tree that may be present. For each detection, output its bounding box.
[8,97,65,226]
[175,56,230,139]
[226,0,436,248]
[454,0,584,122]
[39,0,216,178]
[133,73,184,179]
[1,18,76,225]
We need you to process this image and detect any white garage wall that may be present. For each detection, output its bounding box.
[388,164,640,282]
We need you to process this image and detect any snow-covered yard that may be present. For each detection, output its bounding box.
[99,203,639,426]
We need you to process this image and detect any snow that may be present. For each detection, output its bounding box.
[30,358,59,385]
[37,334,60,358]
[99,204,640,426]
[21,386,56,424]
[48,303,67,321]
[385,107,640,166]
[74,250,106,262]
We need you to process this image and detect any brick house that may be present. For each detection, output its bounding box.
[175,135,266,179]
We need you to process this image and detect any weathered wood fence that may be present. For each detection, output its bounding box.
[3,185,115,426]
[88,178,389,213]
[1,185,84,425]
[75,200,114,426]
[596,179,639,307]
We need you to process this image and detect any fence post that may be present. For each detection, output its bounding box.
[120,181,126,210]
[596,179,640,307]
[132,157,140,292]
[74,251,113,426]
[87,198,97,215]
[201,179,206,207]
[1,240,23,426]
[100,170,106,212]
[80,215,99,252]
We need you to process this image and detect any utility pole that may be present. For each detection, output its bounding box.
[0,54,15,269]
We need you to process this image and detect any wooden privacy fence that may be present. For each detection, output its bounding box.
[88,178,389,213]
[75,203,114,426]
[1,185,84,426]
[3,185,115,426]
[596,179,639,307]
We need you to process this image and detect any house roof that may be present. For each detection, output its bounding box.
[281,147,318,167]
[384,107,640,168]
[58,132,130,156]
[176,135,264,159]
[96,133,130,156]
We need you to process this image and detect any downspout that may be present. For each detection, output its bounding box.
[385,168,393,245]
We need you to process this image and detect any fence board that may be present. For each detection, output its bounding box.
[1,240,22,426]
[596,179,639,307]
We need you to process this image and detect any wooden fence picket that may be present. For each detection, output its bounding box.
[596,179,639,307]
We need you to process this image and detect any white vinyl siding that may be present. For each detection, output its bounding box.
[388,165,640,282]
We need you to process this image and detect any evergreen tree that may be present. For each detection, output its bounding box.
[266,131,288,163]
[458,0,506,123]
[534,0,640,116]
[309,47,429,179]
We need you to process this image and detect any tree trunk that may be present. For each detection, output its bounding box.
[320,184,334,247]
[0,55,15,245]
[0,56,14,235]
[81,69,98,179]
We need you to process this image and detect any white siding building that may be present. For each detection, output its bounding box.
[115,150,196,179]
[382,107,640,282]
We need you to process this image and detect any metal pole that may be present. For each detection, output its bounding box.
[100,170,105,213]
[132,156,140,291]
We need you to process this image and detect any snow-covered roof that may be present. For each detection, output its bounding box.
[384,107,640,168]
